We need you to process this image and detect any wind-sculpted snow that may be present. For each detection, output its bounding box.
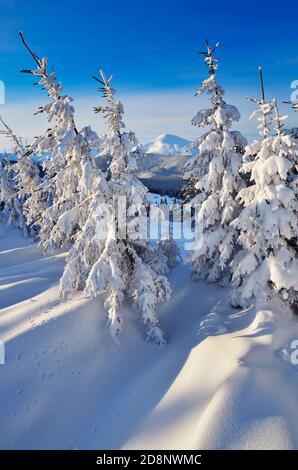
[1,223,298,449]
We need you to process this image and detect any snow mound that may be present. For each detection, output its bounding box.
[141,134,191,155]
[2,223,298,450]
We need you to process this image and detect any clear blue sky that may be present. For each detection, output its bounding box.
[0,0,298,146]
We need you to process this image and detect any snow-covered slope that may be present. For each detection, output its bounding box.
[136,153,189,195]
[135,134,192,194]
[141,134,191,155]
[1,223,298,450]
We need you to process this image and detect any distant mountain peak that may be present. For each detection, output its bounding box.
[141,133,191,155]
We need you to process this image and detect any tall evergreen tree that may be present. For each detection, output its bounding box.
[0,117,41,236]
[19,33,99,251]
[0,117,33,235]
[60,70,172,344]
[183,41,247,283]
[231,83,298,310]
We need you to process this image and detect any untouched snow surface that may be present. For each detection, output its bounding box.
[1,222,298,450]
[141,134,191,155]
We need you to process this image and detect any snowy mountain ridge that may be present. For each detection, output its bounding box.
[140,133,191,155]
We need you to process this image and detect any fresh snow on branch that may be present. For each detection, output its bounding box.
[60,70,173,344]
[0,35,297,346]
[20,39,100,251]
[231,100,298,309]
[183,41,247,284]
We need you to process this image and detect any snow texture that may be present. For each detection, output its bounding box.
[1,223,298,450]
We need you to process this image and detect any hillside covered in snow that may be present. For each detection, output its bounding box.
[1,222,298,450]
[136,152,189,195]
[1,27,298,454]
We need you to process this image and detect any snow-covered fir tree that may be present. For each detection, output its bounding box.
[0,116,41,235]
[19,33,99,251]
[183,41,247,283]
[0,118,32,235]
[60,70,172,344]
[231,97,298,310]
[158,235,181,269]
[284,100,298,140]
[93,71,140,177]
[0,157,18,224]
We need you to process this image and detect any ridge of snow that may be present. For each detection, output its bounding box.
[1,222,298,449]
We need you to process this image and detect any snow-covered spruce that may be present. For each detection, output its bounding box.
[60,70,172,344]
[20,34,99,251]
[157,236,182,269]
[285,102,298,140]
[231,100,298,310]
[0,157,24,230]
[0,119,32,235]
[0,116,42,236]
[183,41,247,283]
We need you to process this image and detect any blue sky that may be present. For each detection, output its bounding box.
[0,0,298,147]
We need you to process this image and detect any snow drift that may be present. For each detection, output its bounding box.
[1,223,298,450]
